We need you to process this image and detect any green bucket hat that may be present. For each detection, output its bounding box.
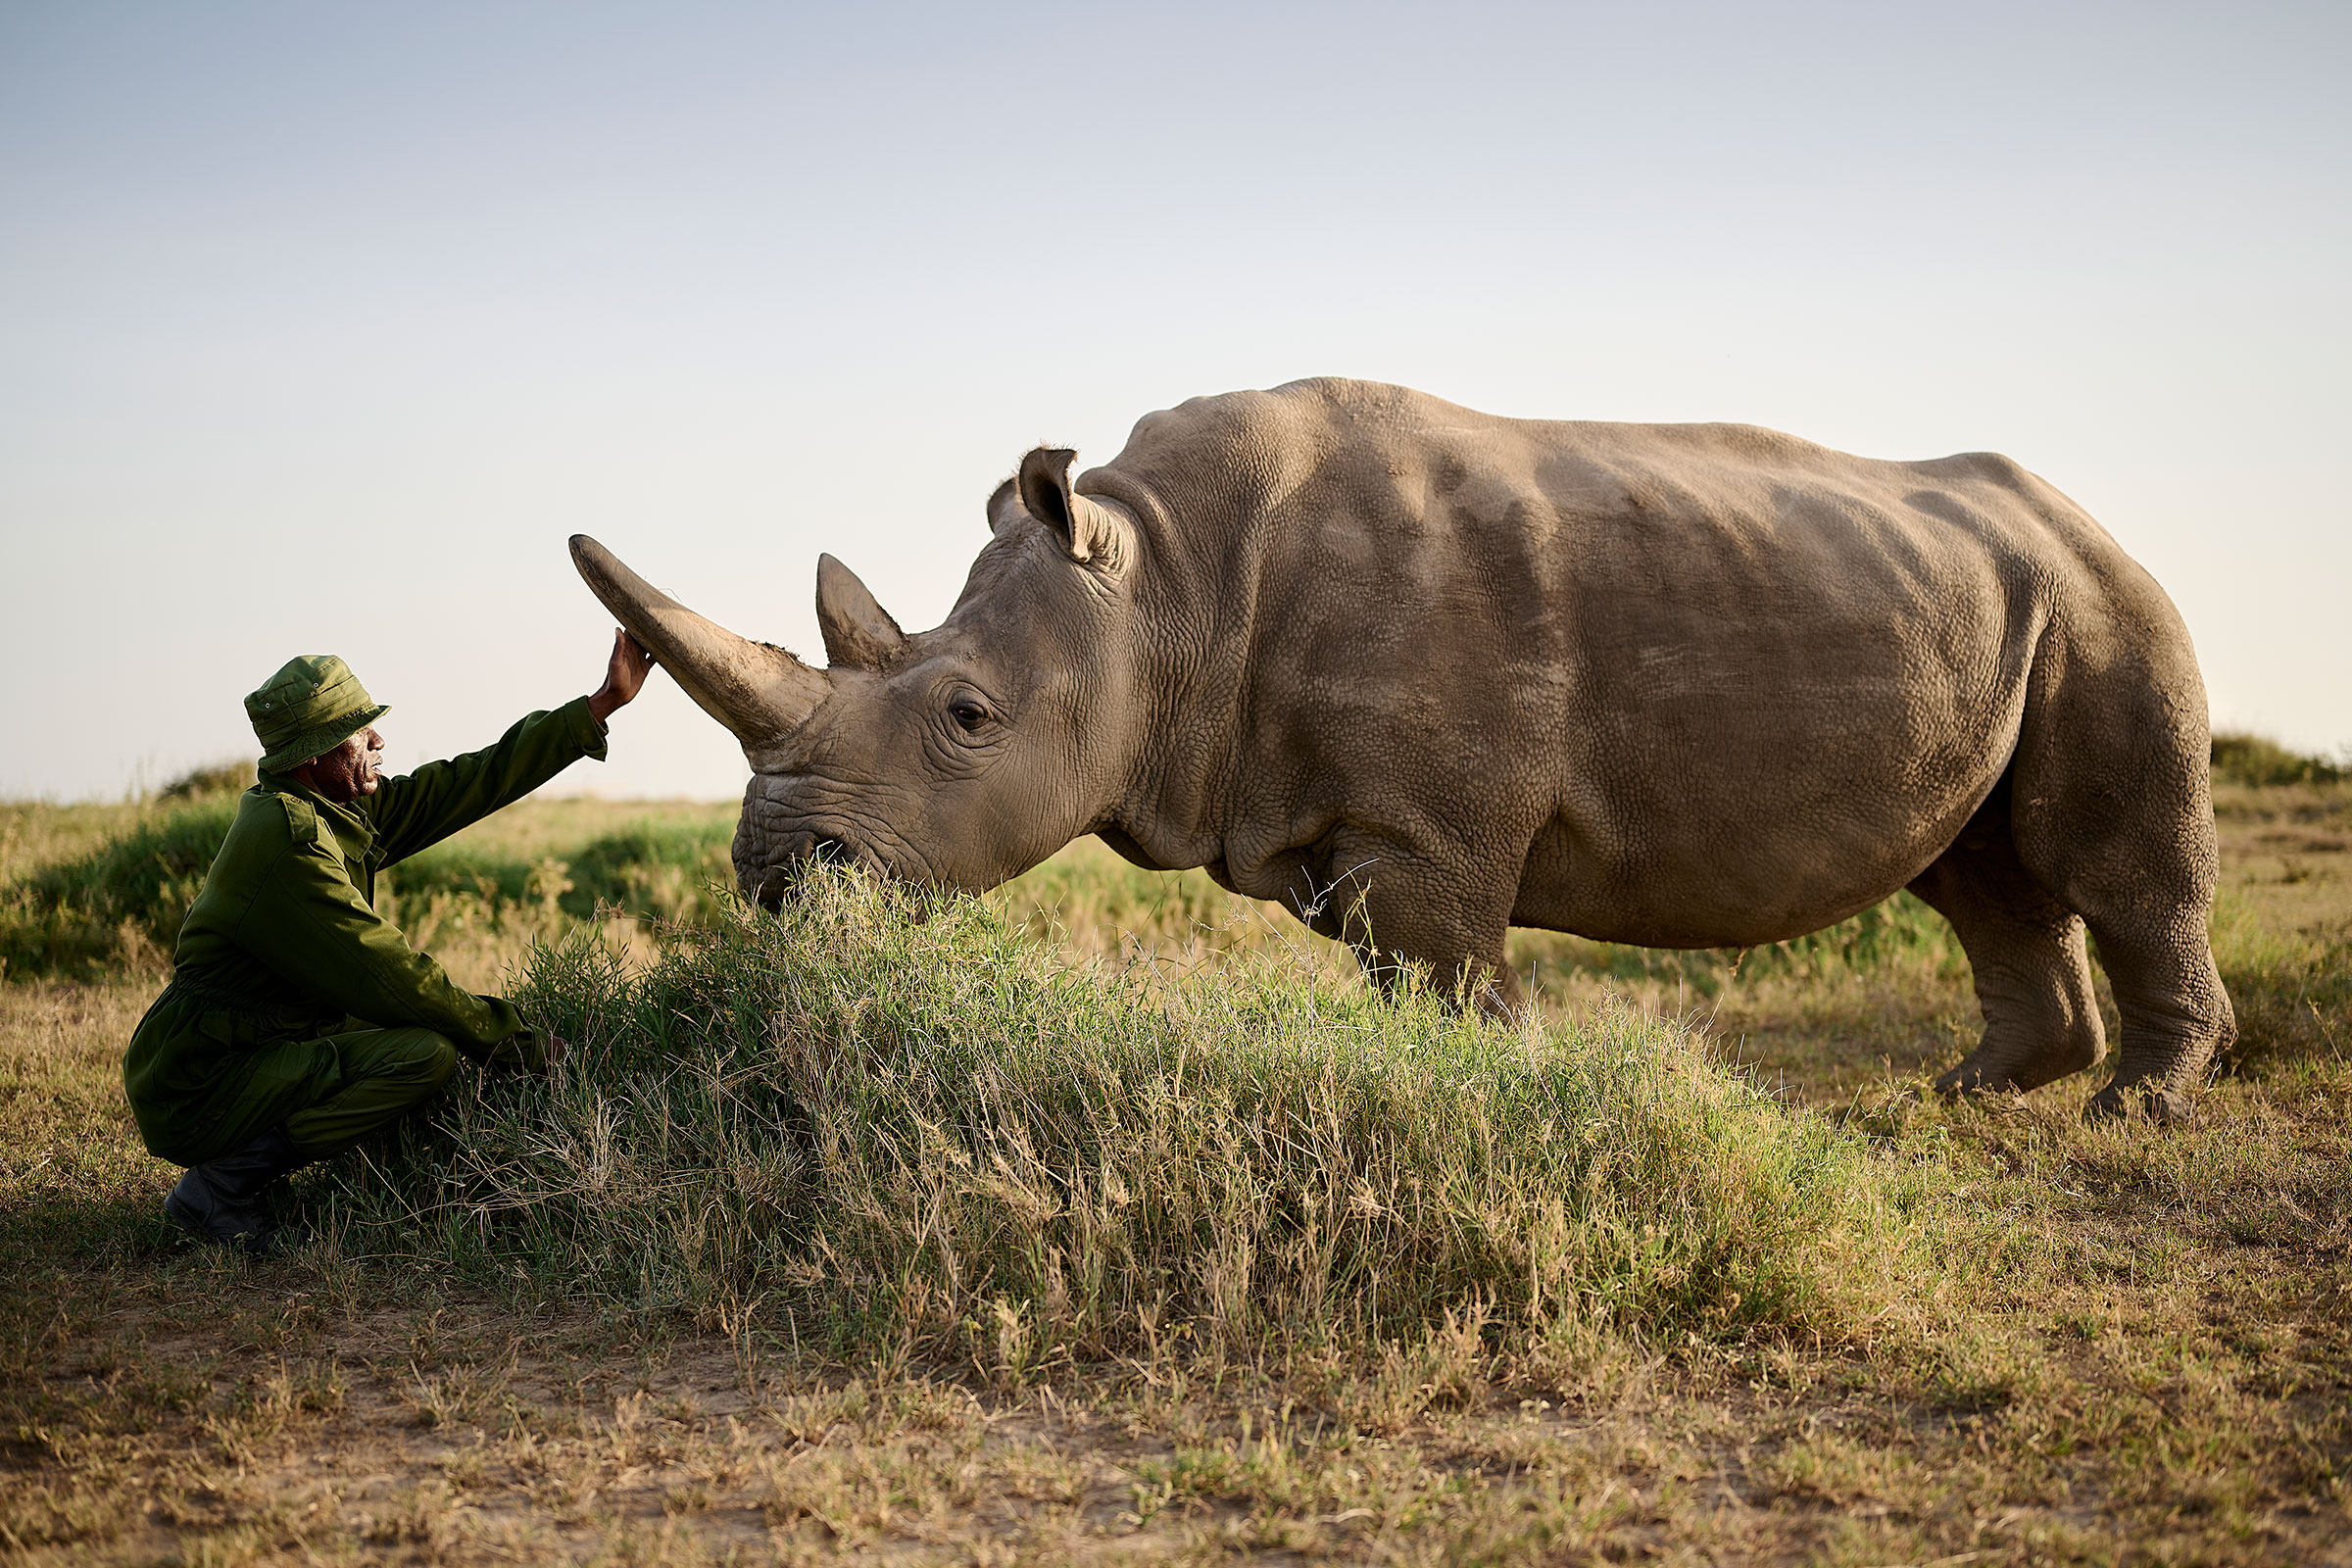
[247,655,390,773]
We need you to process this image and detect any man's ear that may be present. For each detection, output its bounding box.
[1016,447,1128,567]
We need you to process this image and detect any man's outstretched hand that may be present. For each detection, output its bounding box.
[586,628,656,726]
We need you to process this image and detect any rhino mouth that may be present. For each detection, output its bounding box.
[737,827,888,908]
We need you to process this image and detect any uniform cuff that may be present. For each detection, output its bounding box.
[560,695,610,762]
[506,1024,553,1073]
[466,1018,551,1072]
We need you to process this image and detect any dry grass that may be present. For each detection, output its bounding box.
[2,776,2349,1564]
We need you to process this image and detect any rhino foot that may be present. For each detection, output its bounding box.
[2084,1078,2195,1127]
[1934,1032,2103,1101]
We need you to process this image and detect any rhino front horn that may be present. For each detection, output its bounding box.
[569,535,830,749]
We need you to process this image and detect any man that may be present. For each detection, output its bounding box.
[124,631,658,1254]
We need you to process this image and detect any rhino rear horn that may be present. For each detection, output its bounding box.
[569,535,829,751]
[1016,447,1128,567]
[815,554,906,670]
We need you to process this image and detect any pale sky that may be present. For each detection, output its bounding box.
[3,1,2345,801]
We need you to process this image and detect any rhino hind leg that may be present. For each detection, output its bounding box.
[2006,662,2235,1125]
[1911,794,2107,1098]
[2073,912,2232,1124]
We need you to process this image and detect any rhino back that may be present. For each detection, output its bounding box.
[1094,378,2183,947]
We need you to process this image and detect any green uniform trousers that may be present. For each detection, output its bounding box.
[248,1026,460,1160]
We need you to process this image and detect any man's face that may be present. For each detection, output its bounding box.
[299,725,385,803]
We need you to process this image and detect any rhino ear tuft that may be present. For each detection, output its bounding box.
[1016,446,1126,567]
[815,554,907,671]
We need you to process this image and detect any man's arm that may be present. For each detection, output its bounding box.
[368,630,655,865]
[366,700,606,866]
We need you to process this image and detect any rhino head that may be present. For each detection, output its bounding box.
[570,447,1148,905]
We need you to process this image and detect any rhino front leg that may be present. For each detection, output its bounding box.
[1299,831,1525,1019]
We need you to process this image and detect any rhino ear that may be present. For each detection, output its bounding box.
[986,477,1025,537]
[815,554,906,671]
[1016,447,1127,567]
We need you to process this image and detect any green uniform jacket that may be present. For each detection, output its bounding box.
[124,699,607,1165]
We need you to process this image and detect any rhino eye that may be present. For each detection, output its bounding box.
[949,697,990,732]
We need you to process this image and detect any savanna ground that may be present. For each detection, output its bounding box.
[2,738,2347,1565]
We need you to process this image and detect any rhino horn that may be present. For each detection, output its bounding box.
[815,554,907,670]
[569,534,829,747]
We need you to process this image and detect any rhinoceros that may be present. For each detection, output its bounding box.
[570,377,2231,1120]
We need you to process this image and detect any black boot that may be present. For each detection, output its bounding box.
[164,1127,311,1255]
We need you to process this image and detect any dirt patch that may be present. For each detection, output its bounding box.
[7,1234,2352,1565]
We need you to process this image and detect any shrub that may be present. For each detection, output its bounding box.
[0,796,238,979]
[2211,731,2344,788]
[0,799,732,980]
[385,819,733,926]
[158,760,256,800]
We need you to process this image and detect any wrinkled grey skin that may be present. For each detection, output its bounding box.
[571,377,2231,1122]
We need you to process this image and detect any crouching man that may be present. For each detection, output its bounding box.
[125,631,657,1254]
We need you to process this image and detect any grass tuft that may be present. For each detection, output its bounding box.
[324,870,1906,1385]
